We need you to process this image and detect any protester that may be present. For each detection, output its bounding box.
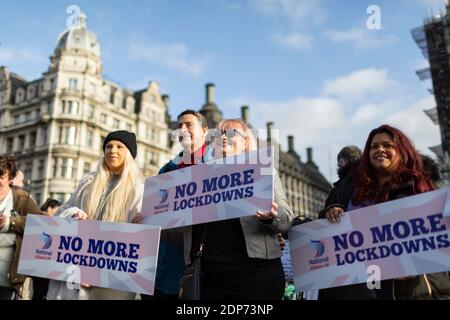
[0,155,41,300]
[185,118,294,300]
[46,130,144,300]
[40,198,62,216]
[322,124,450,299]
[143,110,213,300]
[319,145,362,220]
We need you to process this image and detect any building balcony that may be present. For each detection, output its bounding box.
[60,89,81,97]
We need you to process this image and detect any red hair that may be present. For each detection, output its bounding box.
[352,125,435,205]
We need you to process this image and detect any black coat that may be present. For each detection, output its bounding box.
[318,158,450,300]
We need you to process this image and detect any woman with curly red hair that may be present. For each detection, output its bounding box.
[319,125,450,300]
[352,125,435,206]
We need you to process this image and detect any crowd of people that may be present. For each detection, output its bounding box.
[0,109,449,300]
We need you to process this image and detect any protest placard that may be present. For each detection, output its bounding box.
[142,147,274,229]
[289,188,450,292]
[18,214,160,295]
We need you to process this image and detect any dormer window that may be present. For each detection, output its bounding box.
[16,89,24,103]
[69,79,78,90]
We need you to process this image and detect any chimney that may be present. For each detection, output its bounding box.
[266,122,274,143]
[161,95,169,108]
[206,83,215,104]
[288,136,294,153]
[241,105,249,123]
[307,147,313,163]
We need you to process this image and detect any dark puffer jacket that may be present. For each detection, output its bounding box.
[319,156,450,300]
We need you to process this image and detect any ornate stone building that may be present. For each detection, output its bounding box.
[0,13,171,203]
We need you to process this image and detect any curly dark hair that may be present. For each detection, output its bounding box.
[0,155,18,180]
[352,125,435,205]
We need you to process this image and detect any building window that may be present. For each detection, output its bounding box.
[35,193,41,204]
[69,79,78,90]
[14,114,20,124]
[16,90,24,103]
[59,126,77,145]
[100,113,107,124]
[126,123,132,132]
[38,159,45,179]
[113,118,120,129]
[151,129,156,141]
[18,135,25,152]
[86,129,94,147]
[146,151,158,166]
[6,137,13,152]
[29,131,36,149]
[27,86,35,100]
[24,161,32,182]
[83,162,91,175]
[50,78,56,91]
[88,82,95,95]
[62,101,79,115]
[87,104,94,118]
[52,158,58,177]
[47,101,54,115]
[42,126,48,145]
[61,158,74,178]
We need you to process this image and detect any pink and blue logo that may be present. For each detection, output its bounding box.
[154,189,169,214]
[308,240,329,269]
[158,189,169,204]
[309,240,325,258]
[40,232,53,250]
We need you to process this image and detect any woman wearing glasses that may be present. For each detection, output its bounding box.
[186,118,294,300]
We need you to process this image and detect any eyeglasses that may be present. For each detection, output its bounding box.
[212,128,245,139]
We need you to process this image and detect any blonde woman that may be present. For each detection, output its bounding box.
[46,130,144,300]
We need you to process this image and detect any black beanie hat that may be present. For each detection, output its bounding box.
[103,130,137,159]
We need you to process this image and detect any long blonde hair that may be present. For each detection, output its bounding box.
[85,150,142,222]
